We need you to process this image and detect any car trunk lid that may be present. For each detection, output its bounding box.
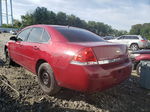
[70,42,127,61]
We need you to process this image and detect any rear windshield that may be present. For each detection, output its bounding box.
[55,27,104,42]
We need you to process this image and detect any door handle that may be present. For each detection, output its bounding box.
[16,42,20,45]
[16,42,23,47]
[33,46,39,50]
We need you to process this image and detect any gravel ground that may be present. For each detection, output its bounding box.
[0,33,150,112]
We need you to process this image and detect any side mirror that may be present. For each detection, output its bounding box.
[10,36,17,41]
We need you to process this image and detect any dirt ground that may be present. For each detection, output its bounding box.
[0,33,150,112]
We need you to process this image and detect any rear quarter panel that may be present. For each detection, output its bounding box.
[35,42,84,84]
[128,40,139,46]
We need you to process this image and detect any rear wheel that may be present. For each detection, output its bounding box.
[130,44,139,51]
[37,63,61,95]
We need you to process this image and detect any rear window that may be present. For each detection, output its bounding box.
[55,27,104,42]
[131,36,139,39]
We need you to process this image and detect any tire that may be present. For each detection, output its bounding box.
[37,63,61,95]
[5,48,15,66]
[136,63,141,76]
[130,44,139,51]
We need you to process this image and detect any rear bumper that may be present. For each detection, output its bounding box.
[87,63,132,92]
[57,61,132,92]
[138,42,148,49]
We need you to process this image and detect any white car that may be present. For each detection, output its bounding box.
[10,30,17,35]
[108,35,148,51]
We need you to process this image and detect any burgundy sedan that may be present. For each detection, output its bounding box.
[5,25,132,95]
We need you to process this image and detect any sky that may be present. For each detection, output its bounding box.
[2,0,150,31]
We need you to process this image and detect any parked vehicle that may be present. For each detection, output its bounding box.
[103,36,115,40]
[5,25,132,95]
[108,35,148,51]
[130,50,150,75]
[10,30,17,35]
[147,40,150,48]
[2,30,8,33]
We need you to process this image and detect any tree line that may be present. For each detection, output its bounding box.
[1,7,150,39]
[2,7,127,36]
[130,23,150,40]
[21,7,128,36]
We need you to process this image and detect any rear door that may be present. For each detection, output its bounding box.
[129,36,139,44]
[123,36,130,45]
[20,27,45,72]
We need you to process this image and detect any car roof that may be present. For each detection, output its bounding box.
[23,25,71,42]
[27,24,82,30]
[121,35,140,36]
[24,24,89,42]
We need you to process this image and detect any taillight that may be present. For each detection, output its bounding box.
[70,48,98,65]
[141,40,147,42]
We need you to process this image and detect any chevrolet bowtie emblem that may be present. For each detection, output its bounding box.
[116,50,121,53]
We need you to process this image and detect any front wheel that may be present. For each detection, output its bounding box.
[37,63,61,95]
[5,48,15,66]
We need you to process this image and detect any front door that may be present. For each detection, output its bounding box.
[20,27,44,71]
[12,28,32,65]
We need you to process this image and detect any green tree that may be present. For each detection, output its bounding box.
[141,23,150,40]
[32,7,56,24]
[56,12,67,25]
[67,14,77,26]
[130,23,150,40]
[87,21,97,33]
[21,13,34,26]
[114,30,128,37]
[20,6,130,37]
[13,19,22,28]
[130,24,142,35]
[2,24,13,28]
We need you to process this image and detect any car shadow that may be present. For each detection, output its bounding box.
[0,59,4,67]
[53,75,150,112]
[0,58,20,67]
[1,62,150,112]
[0,87,87,112]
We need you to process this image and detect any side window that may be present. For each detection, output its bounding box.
[124,36,128,39]
[118,36,124,40]
[125,36,131,39]
[27,28,43,43]
[17,28,31,41]
[132,36,139,39]
[41,30,50,42]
